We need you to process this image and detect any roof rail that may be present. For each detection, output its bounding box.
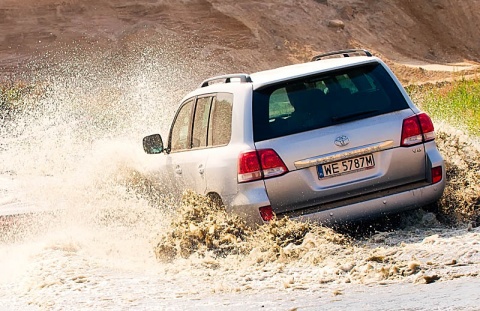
[200,73,252,88]
[311,49,372,61]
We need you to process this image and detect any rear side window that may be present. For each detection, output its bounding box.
[209,93,233,146]
[253,63,409,141]
[169,93,233,152]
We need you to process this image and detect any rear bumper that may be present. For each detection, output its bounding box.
[226,177,445,226]
[224,180,270,225]
[292,179,445,225]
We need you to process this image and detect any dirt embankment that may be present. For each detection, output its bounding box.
[1,0,480,82]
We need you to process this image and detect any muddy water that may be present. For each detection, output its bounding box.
[1,56,480,310]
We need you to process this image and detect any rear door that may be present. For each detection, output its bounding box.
[168,96,213,195]
[252,62,426,214]
[202,93,235,196]
[167,93,234,197]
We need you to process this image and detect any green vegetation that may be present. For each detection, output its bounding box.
[408,78,480,137]
[2,83,26,113]
[407,78,480,225]
[0,82,42,120]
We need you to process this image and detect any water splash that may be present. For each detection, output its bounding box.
[435,125,480,225]
[0,43,195,248]
[0,44,479,308]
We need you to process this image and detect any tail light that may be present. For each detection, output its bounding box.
[431,166,443,184]
[401,113,436,146]
[259,206,275,221]
[418,113,436,141]
[238,149,288,183]
[238,151,262,182]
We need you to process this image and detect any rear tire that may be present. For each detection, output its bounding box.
[207,193,224,209]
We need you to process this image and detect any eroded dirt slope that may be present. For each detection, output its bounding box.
[1,0,480,78]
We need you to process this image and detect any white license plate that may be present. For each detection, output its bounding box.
[317,154,375,179]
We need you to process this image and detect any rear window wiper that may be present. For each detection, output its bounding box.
[331,110,379,122]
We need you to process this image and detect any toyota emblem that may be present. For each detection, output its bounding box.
[334,135,350,147]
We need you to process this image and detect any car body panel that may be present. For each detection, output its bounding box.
[168,148,209,195]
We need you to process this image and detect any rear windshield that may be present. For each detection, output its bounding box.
[252,63,410,141]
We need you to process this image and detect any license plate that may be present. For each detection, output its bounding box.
[317,154,375,179]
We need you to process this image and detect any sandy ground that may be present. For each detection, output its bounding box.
[1,0,480,82]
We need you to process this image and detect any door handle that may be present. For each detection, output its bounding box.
[198,164,204,175]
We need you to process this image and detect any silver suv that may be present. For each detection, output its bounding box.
[143,49,445,225]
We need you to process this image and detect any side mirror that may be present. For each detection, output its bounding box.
[143,134,164,154]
